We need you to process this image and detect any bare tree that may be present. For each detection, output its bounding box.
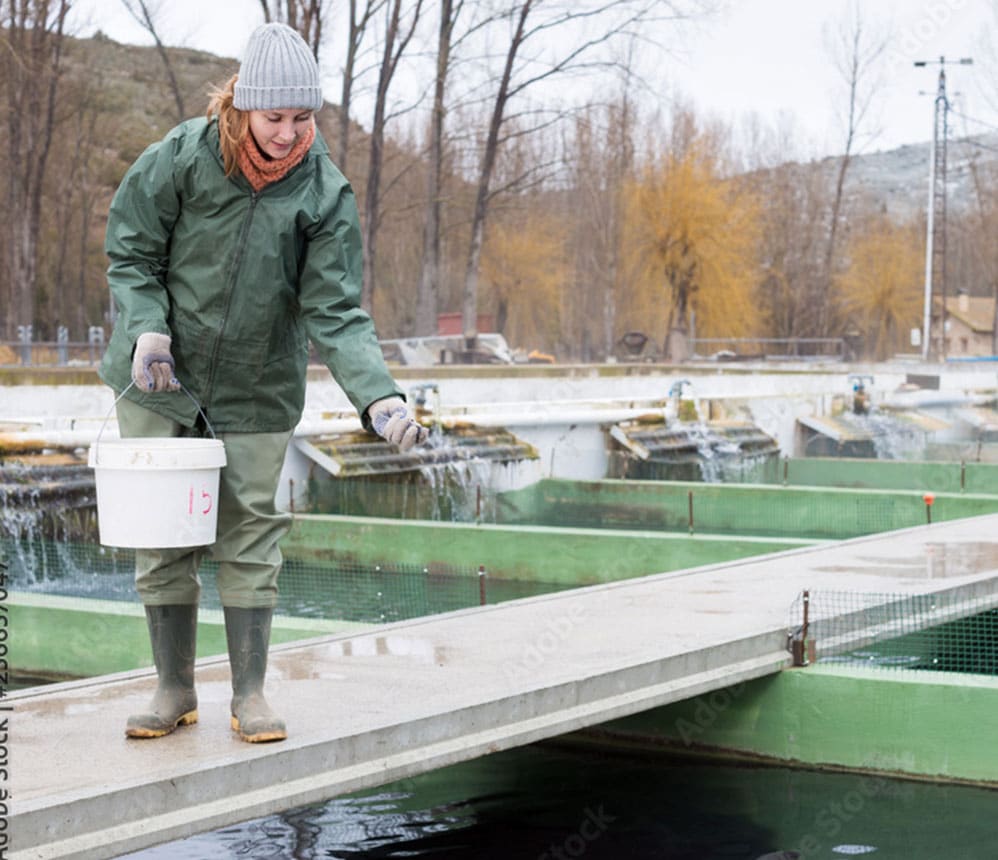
[752,158,831,340]
[732,111,836,341]
[338,0,385,171]
[119,0,185,121]
[820,1,889,334]
[361,0,424,312]
[966,152,998,352]
[592,54,639,360]
[411,0,498,335]
[458,0,528,346]
[413,0,459,335]
[566,90,636,360]
[459,0,705,348]
[259,0,326,56]
[49,83,101,337]
[1,0,71,340]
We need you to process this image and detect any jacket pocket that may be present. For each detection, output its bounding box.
[171,305,270,374]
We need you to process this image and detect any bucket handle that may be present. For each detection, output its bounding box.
[93,380,218,466]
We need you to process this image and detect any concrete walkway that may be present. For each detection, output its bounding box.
[12,515,998,859]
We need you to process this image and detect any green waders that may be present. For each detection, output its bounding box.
[224,606,287,742]
[125,604,198,738]
[117,396,292,742]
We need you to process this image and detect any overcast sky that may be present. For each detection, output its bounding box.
[68,0,998,160]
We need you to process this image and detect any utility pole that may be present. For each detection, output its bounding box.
[915,56,972,361]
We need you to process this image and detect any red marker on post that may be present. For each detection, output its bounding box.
[923,492,935,524]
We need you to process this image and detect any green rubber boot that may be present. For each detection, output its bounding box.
[224,606,287,743]
[126,605,199,739]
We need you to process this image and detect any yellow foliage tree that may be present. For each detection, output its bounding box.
[837,216,923,359]
[622,139,762,358]
[480,209,568,352]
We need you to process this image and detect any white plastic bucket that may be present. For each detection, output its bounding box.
[88,438,227,548]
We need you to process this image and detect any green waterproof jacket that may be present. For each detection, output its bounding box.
[99,117,401,433]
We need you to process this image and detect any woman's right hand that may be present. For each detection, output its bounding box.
[132,332,180,392]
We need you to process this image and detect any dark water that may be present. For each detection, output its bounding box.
[121,741,998,859]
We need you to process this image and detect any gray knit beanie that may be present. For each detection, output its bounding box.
[233,23,323,111]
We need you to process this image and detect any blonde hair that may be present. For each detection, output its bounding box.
[206,75,249,177]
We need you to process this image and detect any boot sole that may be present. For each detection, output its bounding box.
[126,709,199,739]
[231,715,287,743]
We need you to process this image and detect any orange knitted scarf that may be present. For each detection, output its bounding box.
[237,122,316,192]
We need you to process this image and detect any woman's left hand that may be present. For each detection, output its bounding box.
[367,397,429,451]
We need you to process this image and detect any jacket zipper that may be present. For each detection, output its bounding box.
[202,189,260,415]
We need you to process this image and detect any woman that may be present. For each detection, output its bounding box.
[99,22,427,743]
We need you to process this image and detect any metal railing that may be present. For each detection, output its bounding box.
[690,337,847,361]
[0,327,106,367]
[3,329,849,367]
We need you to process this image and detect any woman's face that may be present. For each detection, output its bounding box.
[247,108,314,159]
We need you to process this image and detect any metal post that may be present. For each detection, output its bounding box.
[17,325,32,366]
[937,77,949,360]
[791,590,812,667]
[57,326,69,365]
[88,326,105,365]
[915,56,973,360]
[478,565,487,606]
[802,590,810,655]
[920,99,936,361]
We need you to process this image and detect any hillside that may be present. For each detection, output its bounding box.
[62,32,365,175]
[65,32,239,172]
[821,133,998,221]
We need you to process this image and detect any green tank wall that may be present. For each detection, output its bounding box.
[497,478,998,539]
[596,663,998,785]
[280,514,815,585]
[305,462,998,527]
[10,594,360,679]
[760,457,998,494]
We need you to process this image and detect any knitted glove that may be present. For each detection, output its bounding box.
[131,332,180,393]
[367,397,428,452]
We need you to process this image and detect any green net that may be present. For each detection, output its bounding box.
[1,537,575,624]
[788,589,998,675]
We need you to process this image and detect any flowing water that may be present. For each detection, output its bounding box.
[842,412,928,461]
